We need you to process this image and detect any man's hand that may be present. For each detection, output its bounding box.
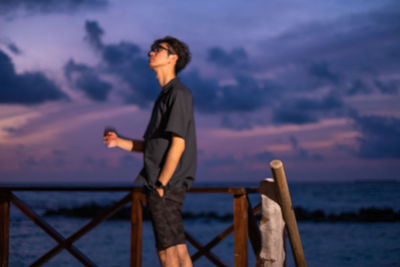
[102,128,143,152]
[104,131,118,148]
[156,187,164,197]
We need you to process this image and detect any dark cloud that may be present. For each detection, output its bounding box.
[221,75,274,111]
[68,20,158,107]
[181,71,220,112]
[182,71,280,114]
[0,50,68,104]
[102,42,141,65]
[271,6,400,71]
[273,92,344,125]
[308,61,341,84]
[346,79,399,96]
[256,5,400,100]
[219,111,271,131]
[0,50,14,76]
[0,0,108,16]
[374,80,399,95]
[64,59,112,101]
[77,20,279,111]
[7,43,22,55]
[101,46,158,107]
[289,136,324,161]
[273,109,317,125]
[346,80,372,96]
[85,20,104,49]
[352,113,400,159]
[292,93,343,110]
[64,60,91,79]
[207,47,248,68]
[74,73,112,101]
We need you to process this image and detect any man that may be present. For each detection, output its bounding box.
[103,36,196,267]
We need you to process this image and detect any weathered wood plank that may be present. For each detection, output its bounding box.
[130,192,144,267]
[233,193,248,267]
[270,160,306,267]
[185,231,228,267]
[0,186,262,267]
[28,192,132,266]
[10,193,96,267]
[191,224,233,261]
[0,190,10,267]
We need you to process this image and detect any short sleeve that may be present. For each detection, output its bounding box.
[165,88,192,139]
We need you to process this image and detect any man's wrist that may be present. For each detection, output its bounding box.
[115,137,121,147]
[155,180,166,189]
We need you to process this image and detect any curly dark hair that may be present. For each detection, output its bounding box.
[152,36,191,74]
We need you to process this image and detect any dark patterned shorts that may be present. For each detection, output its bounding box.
[146,185,187,250]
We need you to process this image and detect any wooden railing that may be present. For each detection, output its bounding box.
[0,185,260,267]
[0,160,306,267]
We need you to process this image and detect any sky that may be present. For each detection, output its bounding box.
[1,0,399,184]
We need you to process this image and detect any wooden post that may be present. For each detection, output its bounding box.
[233,192,248,267]
[130,191,143,267]
[270,160,306,267]
[0,190,10,267]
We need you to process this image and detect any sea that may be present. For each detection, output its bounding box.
[3,181,400,266]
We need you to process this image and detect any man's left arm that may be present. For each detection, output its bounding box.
[156,133,185,196]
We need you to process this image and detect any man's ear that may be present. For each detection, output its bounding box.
[169,54,178,64]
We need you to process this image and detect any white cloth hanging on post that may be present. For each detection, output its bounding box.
[257,178,286,267]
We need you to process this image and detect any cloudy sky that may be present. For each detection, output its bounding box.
[1,0,399,184]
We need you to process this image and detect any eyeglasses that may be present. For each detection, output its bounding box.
[148,44,175,56]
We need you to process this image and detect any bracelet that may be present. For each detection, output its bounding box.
[155,180,166,190]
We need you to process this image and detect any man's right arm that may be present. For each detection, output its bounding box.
[104,131,144,152]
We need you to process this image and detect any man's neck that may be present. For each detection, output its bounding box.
[155,68,176,88]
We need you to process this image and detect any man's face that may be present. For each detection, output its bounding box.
[148,42,175,71]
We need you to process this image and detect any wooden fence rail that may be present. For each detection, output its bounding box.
[0,160,306,267]
[0,186,259,267]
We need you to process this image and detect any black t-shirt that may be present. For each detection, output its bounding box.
[135,77,197,189]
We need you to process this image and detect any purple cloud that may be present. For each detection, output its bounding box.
[0,50,68,104]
